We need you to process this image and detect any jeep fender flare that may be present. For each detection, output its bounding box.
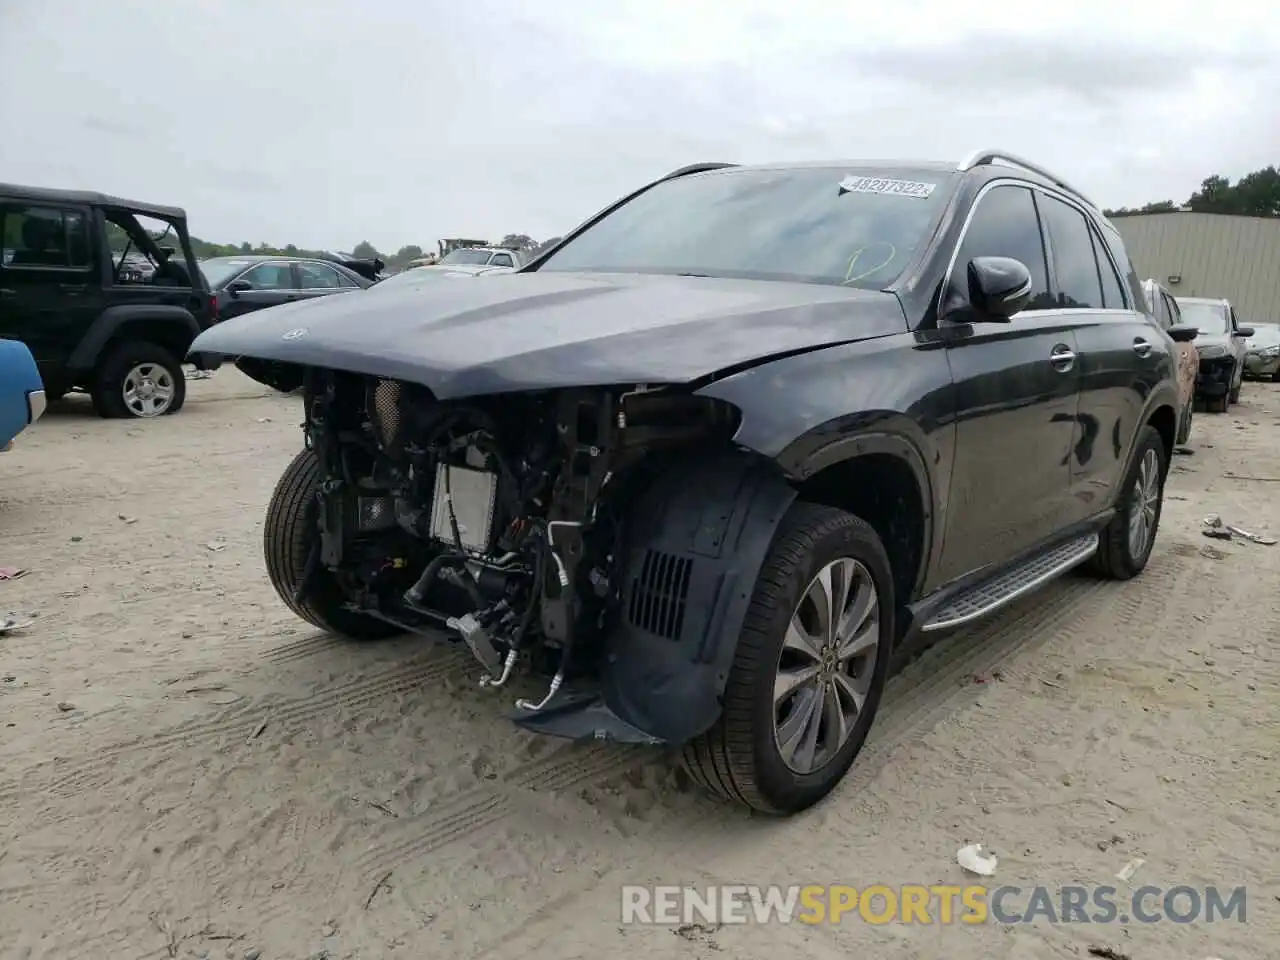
[67,305,200,372]
[598,450,796,743]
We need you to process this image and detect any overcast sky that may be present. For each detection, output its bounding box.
[3,0,1278,253]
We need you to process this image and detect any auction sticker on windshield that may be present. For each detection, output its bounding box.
[838,175,936,199]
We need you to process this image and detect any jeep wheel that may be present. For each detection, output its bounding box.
[265,448,401,641]
[91,341,186,419]
[1088,425,1166,581]
[682,502,894,815]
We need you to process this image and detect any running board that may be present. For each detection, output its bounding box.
[921,532,1099,633]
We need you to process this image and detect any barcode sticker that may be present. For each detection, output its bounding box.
[838,175,936,199]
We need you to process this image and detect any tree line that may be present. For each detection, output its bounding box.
[1105,164,1280,218]
[185,232,547,270]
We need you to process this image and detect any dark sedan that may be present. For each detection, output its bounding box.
[200,256,372,322]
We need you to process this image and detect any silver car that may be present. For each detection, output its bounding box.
[1243,321,1280,381]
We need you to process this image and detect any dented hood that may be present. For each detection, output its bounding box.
[190,270,906,399]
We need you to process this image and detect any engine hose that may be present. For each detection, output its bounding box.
[509,539,546,650]
[405,552,455,606]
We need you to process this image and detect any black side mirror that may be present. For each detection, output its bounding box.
[227,279,252,297]
[1235,326,1255,338]
[967,256,1033,321]
[1167,324,1199,343]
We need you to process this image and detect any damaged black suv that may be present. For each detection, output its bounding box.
[193,150,1181,814]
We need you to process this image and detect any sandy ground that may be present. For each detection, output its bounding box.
[0,369,1276,959]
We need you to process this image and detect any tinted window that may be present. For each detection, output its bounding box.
[1092,230,1127,308]
[952,185,1051,310]
[337,270,359,287]
[297,262,342,288]
[1038,195,1103,309]
[2,205,90,269]
[490,253,514,267]
[538,166,953,289]
[241,263,294,290]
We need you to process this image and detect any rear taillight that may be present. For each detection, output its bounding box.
[209,293,219,324]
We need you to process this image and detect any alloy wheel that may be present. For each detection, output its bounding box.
[122,363,176,417]
[1127,447,1161,559]
[773,557,880,775]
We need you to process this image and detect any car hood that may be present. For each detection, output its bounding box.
[190,271,906,399]
[1194,333,1233,352]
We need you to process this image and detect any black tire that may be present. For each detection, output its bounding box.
[1088,425,1167,581]
[264,448,401,640]
[681,502,895,815]
[1229,385,1241,404]
[1175,403,1193,446]
[90,340,186,419]
[1206,393,1228,414]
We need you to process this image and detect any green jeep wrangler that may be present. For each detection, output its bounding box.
[0,183,221,418]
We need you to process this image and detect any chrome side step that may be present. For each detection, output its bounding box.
[921,532,1099,633]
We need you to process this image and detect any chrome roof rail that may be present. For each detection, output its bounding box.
[957,148,1098,210]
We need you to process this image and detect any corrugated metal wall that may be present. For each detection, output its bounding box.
[1111,212,1280,323]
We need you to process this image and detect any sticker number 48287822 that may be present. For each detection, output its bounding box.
[838,175,936,199]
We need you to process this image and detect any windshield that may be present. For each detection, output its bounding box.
[1178,301,1229,335]
[201,258,258,287]
[535,166,954,288]
[442,248,493,265]
[1248,322,1280,347]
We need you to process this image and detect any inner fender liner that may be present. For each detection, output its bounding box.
[598,450,797,743]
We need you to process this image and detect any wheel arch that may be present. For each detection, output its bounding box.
[67,306,200,372]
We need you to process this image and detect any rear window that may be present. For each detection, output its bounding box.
[535,166,955,288]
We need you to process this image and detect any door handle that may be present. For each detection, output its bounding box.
[1133,338,1153,358]
[1050,344,1076,372]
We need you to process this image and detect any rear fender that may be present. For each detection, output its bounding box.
[68,305,200,371]
[599,450,796,743]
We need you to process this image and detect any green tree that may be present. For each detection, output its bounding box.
[351,240,382,260]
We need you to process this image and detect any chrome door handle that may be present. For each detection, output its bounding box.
[1050,344,1076,371]
[1133,338,1153,358]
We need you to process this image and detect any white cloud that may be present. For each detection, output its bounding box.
[2,0,1277,250]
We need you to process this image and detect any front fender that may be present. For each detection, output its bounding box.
[596,450,797,743]
[68,305,200,371]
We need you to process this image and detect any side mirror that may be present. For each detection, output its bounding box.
[967,256,1033,321]
[1235,326,1255,338]
[227,279,252,297]
[1167,324,1199,343]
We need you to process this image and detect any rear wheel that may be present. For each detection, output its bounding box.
[1089,425,1166,581]
[264,448,401,640]
[1229,385,1241,404]
[1206,393,1228,413]
[90,340,186,418]
[682,502,894,815]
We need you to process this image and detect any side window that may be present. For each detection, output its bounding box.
[241,263,294,290]
[1038,194,1104,309]
[2,205,91,270]
[1163,293,1180,330]
[336,271,359,288]
[1090,229,1127,309]
[1149,290,1168,328]
[952,185,1051,311]
[297,262,342,288]
[491,253,514,267]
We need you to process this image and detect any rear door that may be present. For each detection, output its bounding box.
[0,201,100,375]
[295,261,361,302]
[1045,197,1166,520]
[936,183,1082,583]
[221,261,299,320]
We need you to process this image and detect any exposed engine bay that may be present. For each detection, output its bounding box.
[298,369,741,715]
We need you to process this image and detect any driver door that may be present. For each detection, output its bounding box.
[222,261,300,320]
[935,184,1082,584]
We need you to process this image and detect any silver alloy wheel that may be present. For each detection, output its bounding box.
[1127,447,1161,559]
[122,362,176,417]
[773,557,880,775]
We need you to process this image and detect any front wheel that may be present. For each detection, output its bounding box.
[264,448,401,640]
[682,502,894,815]
[90,340,186,418]
[1088,425,1167,580]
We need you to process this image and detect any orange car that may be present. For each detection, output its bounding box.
[1143,279,1199,445]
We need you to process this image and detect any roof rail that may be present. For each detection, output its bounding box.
[957,149,1097,210]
